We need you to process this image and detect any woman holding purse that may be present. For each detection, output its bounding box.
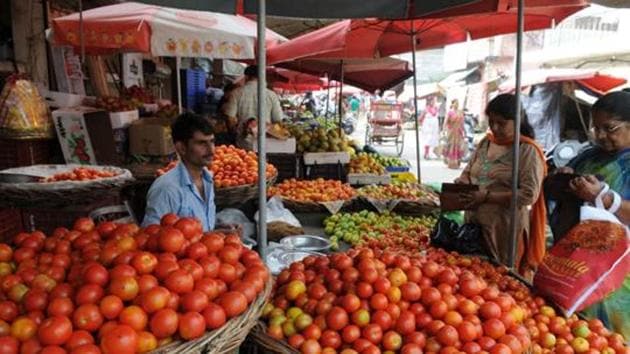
[455,94,547,279]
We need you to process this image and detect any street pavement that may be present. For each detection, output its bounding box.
[349,116,463,184]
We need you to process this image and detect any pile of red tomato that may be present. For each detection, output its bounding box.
[43,168,119,183]
[0,214,269,354]
[156,145,277,189]
[262,246,628,354]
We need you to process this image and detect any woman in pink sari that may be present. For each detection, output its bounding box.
[443,99,467,169]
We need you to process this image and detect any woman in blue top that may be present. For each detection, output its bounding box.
[548,91,629,340]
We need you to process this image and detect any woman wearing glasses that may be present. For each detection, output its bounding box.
[547,91,629,341]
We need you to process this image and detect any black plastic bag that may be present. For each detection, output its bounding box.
[431,217,487,256]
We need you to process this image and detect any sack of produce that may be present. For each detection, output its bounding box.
[0,74,53,138]
[534,217,629,315]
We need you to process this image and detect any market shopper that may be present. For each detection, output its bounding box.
[143,113,216,231]
[455,93,547,278]
[420,96,441,159]
[443,99,467,169]
[224,65,283,149]
[546,91,629,340]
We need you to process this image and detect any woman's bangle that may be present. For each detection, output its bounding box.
[594,182,610,209]
[607,191,622,214]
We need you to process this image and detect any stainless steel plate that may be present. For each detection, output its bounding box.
[280,235,331,252]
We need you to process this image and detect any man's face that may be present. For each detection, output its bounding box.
[176,131,215,168]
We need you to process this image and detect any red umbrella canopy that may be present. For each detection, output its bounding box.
[278,58,413,93]
[267,68,325,92]
[138,0,482,19]
[424,0,589,18]
[268,4,586,64]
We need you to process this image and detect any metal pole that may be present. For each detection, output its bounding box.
[508,0,525,270]
[325,72,330,121]
[176,57,182,113]
[338,60,344,133]
[79,0,84,63]
[257,0,268,260]
[411,25,421,181]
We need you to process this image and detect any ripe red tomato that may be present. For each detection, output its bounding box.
[178,312,206,340]
[362,323,383,344]
[174,218,202,239]
[158,227,185,253]
[320,330,342,349]
[47,298,74,318]
[215,291,248,318]
[24,289,48,312]
[130,252,158,275]
[65,330,94,351]
[137,274,159,294]
[342,325,361,344]
[119,306,148,332]
[38,316,73,346]
[325,307,349,331]
[149,309,179,339]
[140,286,171,314]
[202,303,226,330]
[0,336,19,354]
[108,276,139,301]
[164,269,194,294]
[181,290,209,312]
[160,213,179,226]
[483,318,507,339]
[75,284,104,305]
[396,311,416,335]
[99,324,138,354]
[73,304,104,332]
[186,242,208,260]
[202,234,225,254]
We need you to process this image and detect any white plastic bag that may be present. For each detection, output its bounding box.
[255,196,302,228]
[216,209,255,242]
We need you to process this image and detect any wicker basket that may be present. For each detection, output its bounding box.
[391,199,440,216]
[0,165,134,209]
[215,174,277,209]
[150,277,273,354]
[280,197,353,215]
[248,321,300,354]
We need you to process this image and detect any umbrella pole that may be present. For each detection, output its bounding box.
[79,0,84,63]
[338,60,344,134]
[411,28,422,181]
[257,0,268,260]
[176,57,182,114]
[508,0,525,270]
[325,72,330,122]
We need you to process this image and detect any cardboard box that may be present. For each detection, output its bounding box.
[52,107,121,165]
[129,117,174,156]
[109,110,139,129]
[303,152,350,165]
[254,137,296,154]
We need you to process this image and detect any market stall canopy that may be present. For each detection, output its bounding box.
[499,68,627,94]
[267,6,585,64]
[424,0,589,18]
[138,0,482,19]
[51,2,286,59]
[267,68,325,92]
[279,58,413,93]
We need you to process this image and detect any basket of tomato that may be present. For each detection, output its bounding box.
[267,178,356,214]
[156,146,277,209]
[0,213,273,354]
[0,164,134,208]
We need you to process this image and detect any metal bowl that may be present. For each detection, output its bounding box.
[265,249,324,275]
[280,235,331,252]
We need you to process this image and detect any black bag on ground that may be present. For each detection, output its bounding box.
[431,217,487,256]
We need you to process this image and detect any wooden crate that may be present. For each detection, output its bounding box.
[267,153,299,182]
[0,208,23,243]
[0,138,62,170]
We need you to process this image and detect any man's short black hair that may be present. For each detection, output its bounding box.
[171,113,214,144]
[244,65,258,78]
